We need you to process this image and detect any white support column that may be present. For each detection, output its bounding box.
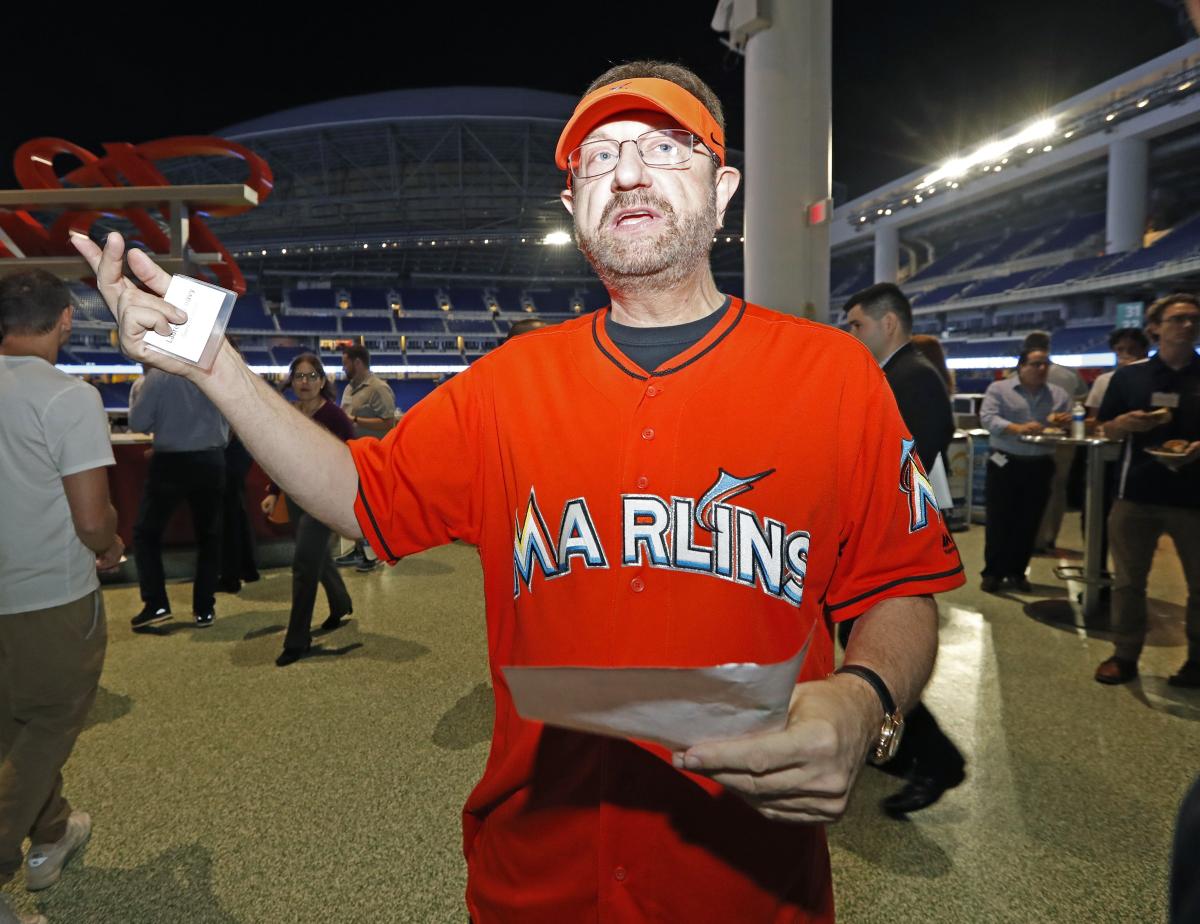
[1105,138,1149,254]
[742,0,832,319]
[874,225,899,283]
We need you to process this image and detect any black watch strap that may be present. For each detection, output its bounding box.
[835,664,897,716]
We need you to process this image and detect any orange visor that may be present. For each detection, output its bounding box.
[554,76,726,171]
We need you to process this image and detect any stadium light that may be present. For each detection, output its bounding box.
[917,117,1056,190]
[544,231,571,245]
[1136,98,1149,108]
[1105,112,1116,121]
[1180,81,1194,92]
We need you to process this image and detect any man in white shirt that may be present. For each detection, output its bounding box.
[0,271,122,924]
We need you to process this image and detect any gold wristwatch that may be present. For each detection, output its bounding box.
[835,664,904,765]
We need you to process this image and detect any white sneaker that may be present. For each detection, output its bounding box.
[24,811,90,892]
[0,893,47,924]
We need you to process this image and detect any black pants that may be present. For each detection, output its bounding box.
[982,453,1055,579]
[134,449,226,616]
[837,621,965,786]
[283,501,352,653]
[220,437,260,585]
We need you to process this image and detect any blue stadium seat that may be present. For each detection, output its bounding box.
[389,379,439,410]
[349,288,388,310]
[342,315,395,333]
[446,319,499,334]
[400,287,442,312]
[277,315,335,333]
[229,293,275,330]
[288,289,335,310]
[395,317,447,334]
[492,287,526,314]
[447,287,490,312]
[406,353,465,365]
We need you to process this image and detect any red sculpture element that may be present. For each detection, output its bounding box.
[1,136,274,294]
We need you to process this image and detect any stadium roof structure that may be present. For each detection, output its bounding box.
[158,86,746,288]
[833,38,1200,248]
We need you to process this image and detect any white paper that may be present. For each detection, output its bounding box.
[143,275,225,364]
[929,453,953,510]
[501,627,814,751]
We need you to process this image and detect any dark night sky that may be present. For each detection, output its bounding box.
[2,2,1192,199]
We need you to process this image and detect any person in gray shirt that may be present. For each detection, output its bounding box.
[979,349,1070,593]
[128,369,229,629]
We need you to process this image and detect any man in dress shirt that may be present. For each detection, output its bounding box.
[978,350,1070,593]
[1094,293,1200,686]
[335,346,396,572]
[843,283,967,818]
[128,369,230,628]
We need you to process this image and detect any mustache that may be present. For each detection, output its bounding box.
[599,191,676,229]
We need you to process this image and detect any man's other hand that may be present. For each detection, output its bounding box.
[671,673,880,824]
[96,535,125,573]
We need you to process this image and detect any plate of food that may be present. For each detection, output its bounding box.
[1145,407,1174,425]
[1145,439,1191,461]
[1041,427,1067,436]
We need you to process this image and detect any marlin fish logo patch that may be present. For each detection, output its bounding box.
[899,438,939,533]
[696,468,775,531]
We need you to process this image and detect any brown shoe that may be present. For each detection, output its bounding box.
[1094,657,1138,685]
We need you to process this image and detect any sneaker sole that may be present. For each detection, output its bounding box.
[130,613,171,629]
[25,825,91,892]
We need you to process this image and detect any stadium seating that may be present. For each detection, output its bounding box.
[446,318,499,334]
[288,289,336,310]
[447,287,490,312]
[342,315,395,333]
[277,315,332,333]
[349,288,389,310]
[388,379,438,410]
[395,317,447,334]
[406,352,465,365]
[910,283,965,307]
[1025,213,1104,256]
[492,286,527,314]
[229,293,276,330]
[400,287,442,312]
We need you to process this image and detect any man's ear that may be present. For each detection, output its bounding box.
[560,185,575,216]
[714,166,741,228]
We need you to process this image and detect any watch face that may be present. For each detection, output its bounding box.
[871,713,905,765]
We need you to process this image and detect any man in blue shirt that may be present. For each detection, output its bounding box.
[1094,293,1200,686]
[978,349,1070,592]
[128,370,230,629]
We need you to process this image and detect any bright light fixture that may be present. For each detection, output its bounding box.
[544,231,572,245]
[1180,81,1194,92]
[1105,112,1116,121]
[1136,98,1149,108]
[916,117,1055,189]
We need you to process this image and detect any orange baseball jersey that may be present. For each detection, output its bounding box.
[350,298,965,923]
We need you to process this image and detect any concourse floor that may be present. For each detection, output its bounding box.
[3,513,1196,923]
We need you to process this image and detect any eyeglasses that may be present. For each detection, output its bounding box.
[292,371,322,382]
[567,129,715,180]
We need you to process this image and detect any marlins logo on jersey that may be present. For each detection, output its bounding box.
[513,468,811,606]
[899,437,941,533]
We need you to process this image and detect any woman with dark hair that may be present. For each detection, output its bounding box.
[910,333,955,394]
[261,353,355,666]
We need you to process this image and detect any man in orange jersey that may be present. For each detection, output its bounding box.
[76,60,964,924]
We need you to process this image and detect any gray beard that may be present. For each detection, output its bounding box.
[575,188,718,293]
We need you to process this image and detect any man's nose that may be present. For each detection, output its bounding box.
[611,141,651,192]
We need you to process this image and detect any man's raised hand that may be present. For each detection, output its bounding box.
[70,231,195,377]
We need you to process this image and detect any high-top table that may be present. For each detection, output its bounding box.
[1019,433,1123,622]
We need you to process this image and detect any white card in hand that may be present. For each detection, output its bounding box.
[142,275,236,371]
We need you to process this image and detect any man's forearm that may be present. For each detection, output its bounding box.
[840,595,939,713]
[194,342,362,536]
[354,415,391,432]
[76,504,119,554]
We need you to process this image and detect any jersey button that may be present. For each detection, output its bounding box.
[641,427,655,440]
[646,384,660,397]
[630,577,645,593]
[636,475,649,489]
[614,866,627,882]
